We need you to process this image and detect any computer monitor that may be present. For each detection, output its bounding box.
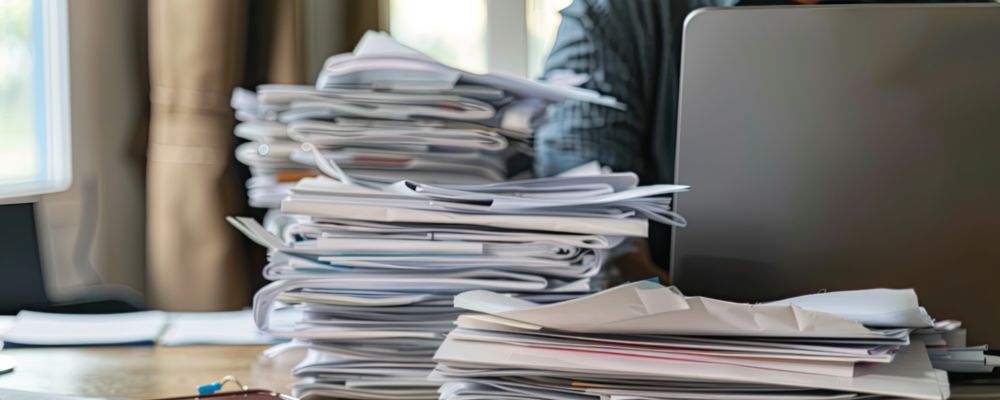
[0,0,71,313]
[672,4,1000,344]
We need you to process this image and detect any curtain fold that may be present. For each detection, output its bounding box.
[147,0,251,311]
[146,0,379,311]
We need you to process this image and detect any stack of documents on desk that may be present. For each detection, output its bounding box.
[231,30,619,212]
[315,31,620,108]
[433,281,952,400]
[913,320,1000,373]
[230,155,687,400]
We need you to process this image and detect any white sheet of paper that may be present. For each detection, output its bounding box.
[159,310,278,346]
[279,201,650,236]
[446,327,894,364]
[769,289,933,328]
[454,315,895,358]
[454,282,892,338]
[0,310,168,346]
[444,329,858,377]
[0,388,114,400]
[288,147,685,228]
[287,119,508,151]
[318,31,624,109]
[293,219,623,249]
[433,338,947,400]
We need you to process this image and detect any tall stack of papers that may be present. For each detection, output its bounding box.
[231,85,315,210]
[229,154,687,399]
[433,281,954,400]
[226,29,658,400]
[230,30,621,214]
[913,320,1000,373]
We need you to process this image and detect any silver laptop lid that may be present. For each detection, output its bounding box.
[673,4,1000,344]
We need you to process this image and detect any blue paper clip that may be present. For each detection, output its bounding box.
[197,375,248,395]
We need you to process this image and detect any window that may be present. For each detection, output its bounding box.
[388,0,489,74]
[387,0,572,78]
[526,0,572,78]
[0,0,71,199]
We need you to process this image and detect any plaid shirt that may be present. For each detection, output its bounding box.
[535,0,738,182]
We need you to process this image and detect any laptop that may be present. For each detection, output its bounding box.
[672,4,1000,344]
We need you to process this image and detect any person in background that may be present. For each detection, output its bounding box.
[535,0,984,280]
[536,0,731,281]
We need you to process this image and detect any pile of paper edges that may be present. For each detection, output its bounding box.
[229,162,687,400]
[227,31,689,400]
[230,30,618,217]
[434,281,1000,400]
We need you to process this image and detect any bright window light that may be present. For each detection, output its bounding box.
[388,0,568,78]
[527,0,572,78]
[0,0,71,200]
[389,0,489,74]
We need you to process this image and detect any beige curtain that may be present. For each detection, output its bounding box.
[147,0,382,310]
[146,0,380,310]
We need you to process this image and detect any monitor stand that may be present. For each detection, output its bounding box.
[0,203,51,314]
[0,202,142,314]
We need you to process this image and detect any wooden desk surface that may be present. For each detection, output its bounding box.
[0,345,302,399]
[5,345,1000,399]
